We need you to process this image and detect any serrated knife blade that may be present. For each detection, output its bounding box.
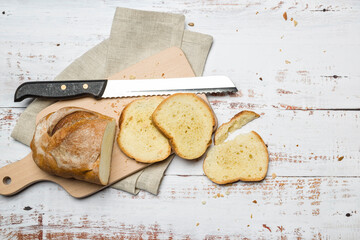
[14,76,237,102]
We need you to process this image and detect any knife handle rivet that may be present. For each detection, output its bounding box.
[61,84,66,90]
[83,84,88,89]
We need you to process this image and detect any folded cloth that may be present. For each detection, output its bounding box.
[11,7,213,195]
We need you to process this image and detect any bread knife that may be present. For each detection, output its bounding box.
[14,76,237,102]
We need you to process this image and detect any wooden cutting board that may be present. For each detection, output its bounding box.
[0,47,215,198]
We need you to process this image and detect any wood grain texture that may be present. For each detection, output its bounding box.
[0,0,359,238]
[0,176,358,239]
[0,0,359,109]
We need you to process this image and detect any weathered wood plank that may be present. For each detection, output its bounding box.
[0,0,359,108]
[1,108,359,177]
[0,176,359,239]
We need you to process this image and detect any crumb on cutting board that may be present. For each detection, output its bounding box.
[188,22,194,27]
[272,173,277,179]
[338,156,344,161]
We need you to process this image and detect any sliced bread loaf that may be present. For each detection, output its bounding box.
[203,131,268,184]
[214,110,260,145]
[31,107,116,185]
[117,96,171,163]
[152,93,215,160]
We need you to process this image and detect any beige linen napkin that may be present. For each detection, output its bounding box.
[11,7,213,195]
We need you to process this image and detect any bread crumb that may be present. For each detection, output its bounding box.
[283,12,287,21]
[252,200,257,204]
[196,222,200,226]
[272,173,277,179]
[263,224,272,232]
[259,77,263,81]
[56,43,60,46]
[285,60,291,64]
[294,20,298,27]
[256,11,259,15]
[202,201,207,205]
[161,73,165,78]
[220,194,224,197]
[225,190,230,195]
[247,225,250,227]
[338,156,344,161]
[279,49,282,52]
[217,193,221,198]
[129,75,136,80]
[290,17,293,21]
[188,22,194,27]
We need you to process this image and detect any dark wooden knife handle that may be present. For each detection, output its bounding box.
[14,80,107,102]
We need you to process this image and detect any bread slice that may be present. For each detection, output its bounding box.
[117,96,171,163]
[214,110,260,145]
[203,131,268,184]
[152,93,215,160]
[31,107,116,185]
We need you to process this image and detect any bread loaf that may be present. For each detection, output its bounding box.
[152,93,215,160]
[117,96,171,163]
[203,131,268,184]
[30,107,116,185]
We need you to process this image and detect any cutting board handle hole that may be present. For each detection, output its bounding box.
[3,176,11,185]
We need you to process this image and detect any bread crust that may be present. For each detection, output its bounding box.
[214,110,260,145]
[152,93,216,160]
[117,97,171,163]
[203,131,269,184]
[30,107,115,185]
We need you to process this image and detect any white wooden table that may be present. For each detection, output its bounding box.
[1,0,359,239]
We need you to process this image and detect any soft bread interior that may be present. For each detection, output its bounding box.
[204,131,268,184]
[118,97,171,163]
[214,111,259,145]
[99,119,116,185]
[152,93,215,160]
